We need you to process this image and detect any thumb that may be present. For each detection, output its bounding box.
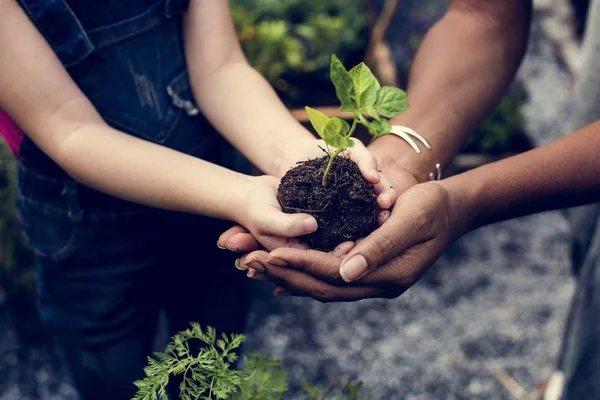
[257,206,318,238]
[339,211,419,282]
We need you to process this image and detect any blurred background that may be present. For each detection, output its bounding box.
[0,0,591,398]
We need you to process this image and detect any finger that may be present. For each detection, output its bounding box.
[257,206,318,238]
[266,248,345,284]
[339,207,427,283]
[262,264,387,302]
[224,231,261,253]
[378,210,391,226]
[273,286,293,297]
[288,238,309,250]
[373,174,397,210]
[238,250,269,273]
[354,239,440,287]
[348,139,380,184]
[218,225,250,250]
[246,268,270,281]
[331,241,355,257]
[256,234,297,252]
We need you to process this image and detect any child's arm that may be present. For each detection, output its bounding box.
[0,0,316,249]
[182,0,391,185]
[182,0,313,178]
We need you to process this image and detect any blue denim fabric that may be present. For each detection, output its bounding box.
[15,1,250,399]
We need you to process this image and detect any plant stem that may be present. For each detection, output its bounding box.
[346,118,358,138]
[322,148,344,187]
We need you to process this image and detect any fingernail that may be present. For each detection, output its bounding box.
[340,254,368,283]
[235,259,247,271]
[303,217,318,233]
[274,287,291,297]
[245,260,265,273]
[371,170,380,181]
[217,242,227,250]
[266,256,288,267]
[226,245,240,252]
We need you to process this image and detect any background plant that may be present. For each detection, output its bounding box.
[230,0,368,106]
[133,323,365,400]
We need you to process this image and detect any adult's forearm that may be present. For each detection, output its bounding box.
[371,0,532,182]
[446,120,600,230]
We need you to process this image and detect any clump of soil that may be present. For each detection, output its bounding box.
[277,156,379,251]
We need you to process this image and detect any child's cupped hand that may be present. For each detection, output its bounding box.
[218,137,399,254]
[227,175,318,252]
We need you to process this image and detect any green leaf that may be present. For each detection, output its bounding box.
[349,63,380,106]
[360,83,379,108]
[305,106,331,138]
[364,106,381,122]
[323,117,351,148]
[365,119,392,137]
[330,55,356,112]
[374,86,409,118]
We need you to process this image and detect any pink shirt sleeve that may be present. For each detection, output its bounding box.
[0,109,24,160]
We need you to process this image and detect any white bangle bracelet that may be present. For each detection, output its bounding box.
[389,125,432,154]
[389,125,442,181]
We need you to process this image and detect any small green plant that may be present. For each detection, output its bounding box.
[305,55,409,186]
[133,323,365,400]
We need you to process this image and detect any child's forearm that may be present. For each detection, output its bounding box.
[190,62,313,175]
[444,120,600,230]
[55,123,253,220]
[183,0,313,177]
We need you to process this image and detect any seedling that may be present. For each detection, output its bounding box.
[306,54,409,186]
[277,55,411,250]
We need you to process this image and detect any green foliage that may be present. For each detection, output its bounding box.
[133,324,245,400]
[306,55,409,186]
[133,323,365,400]
[231,353,288,400]
[230,0,367,101]
[300,379,363,400]
[466,86,529,154]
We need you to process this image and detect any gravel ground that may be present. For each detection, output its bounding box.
[0,6,578,400]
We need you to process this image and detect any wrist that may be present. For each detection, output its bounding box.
[368,134,430,183]
[436,172,480,238]
[271,132,317,177]
[224,173,258,223]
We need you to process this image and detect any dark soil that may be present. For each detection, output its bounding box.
[277,156,379,251]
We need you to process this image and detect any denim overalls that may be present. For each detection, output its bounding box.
[14,1,249,398]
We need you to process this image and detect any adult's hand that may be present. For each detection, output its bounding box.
[239,181,474,302]
[217,141,420,253]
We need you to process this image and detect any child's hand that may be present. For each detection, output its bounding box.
[230,175,318,251]
[275,136,398,210]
